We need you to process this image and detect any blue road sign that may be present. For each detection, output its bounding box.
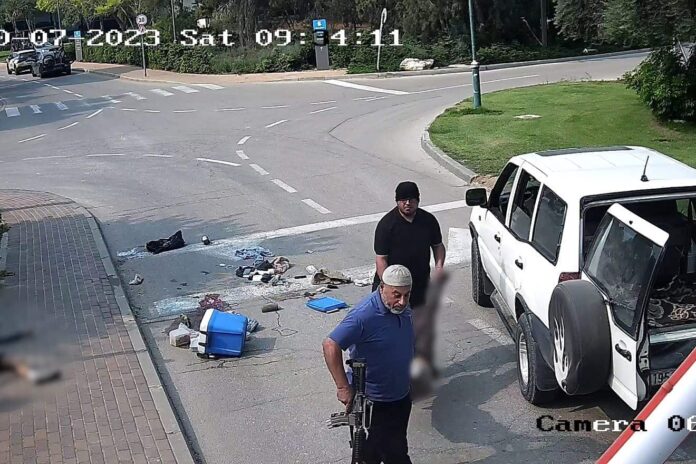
[74,30,81,38]
[312,19,327,31]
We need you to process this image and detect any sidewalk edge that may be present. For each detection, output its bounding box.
[85,214,195,464]
[421,129,477,184]
[0,232,8,275]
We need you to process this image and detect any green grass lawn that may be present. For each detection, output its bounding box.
[429,81,696,176]
[0,50,10,60]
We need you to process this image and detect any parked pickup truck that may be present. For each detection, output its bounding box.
[466,146,696,409]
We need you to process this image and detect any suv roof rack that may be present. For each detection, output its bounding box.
[536,146,632,157]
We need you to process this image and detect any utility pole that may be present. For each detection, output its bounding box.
[540,0,548,47]
[170,0,177,42]
[468,0,481,108]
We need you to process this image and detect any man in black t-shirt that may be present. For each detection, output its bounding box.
[372,181,446,367]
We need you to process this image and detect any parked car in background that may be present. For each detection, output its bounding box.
[31,45,71,78]
[466,146,696,410]
[6,50,37,75]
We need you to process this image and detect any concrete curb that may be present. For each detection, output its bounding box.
[72,48,650,85]
[0,231,8,276]
[421,129,477,184]
[85,214,195,464]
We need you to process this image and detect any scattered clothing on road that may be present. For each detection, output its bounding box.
[234,246,274,266]
[146,230,186,254]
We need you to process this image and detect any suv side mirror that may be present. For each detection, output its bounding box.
[466,188,488,207]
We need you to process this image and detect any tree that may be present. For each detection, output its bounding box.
[553,0,604,43]
[1,0,35,32]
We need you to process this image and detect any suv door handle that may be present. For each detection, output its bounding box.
[494,233,501,243]
[514,258,524,270]
[615,343,632,362]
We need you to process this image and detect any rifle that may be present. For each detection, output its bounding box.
[326,359,373,464]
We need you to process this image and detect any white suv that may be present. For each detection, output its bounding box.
[466,146,696,409]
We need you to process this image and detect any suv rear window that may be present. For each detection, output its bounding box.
[532,186,567,262]
[510,170,541,239]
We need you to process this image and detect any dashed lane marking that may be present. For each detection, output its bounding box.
[173,110,197,113]
[22,155,68,160]
[467,319,514,346]
[218,108,245,112]
[196,158,240,167]
[249,163,269,175]
[142,154,173,158]
[151,89,174,96]
[57,122,79,131]
[86,154,125,157]
[237,136,250,145]
[193,83,224,90]
[103,95,121,104]
[86,109,103,119]
[325,79,409,95]
[144,110,161,113]
[310,100,336,105]
[125,92,146,100]
[271,179,297,193]
[121,108,137,111]
[172,85,198,94]
[261,105,289,109]
[309,106,336,114]
[235,150,249,160]
[265,119,287,128]
[302,198,331,214]
[18,134,46,143]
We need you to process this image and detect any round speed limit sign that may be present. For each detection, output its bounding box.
[136,14,148,26]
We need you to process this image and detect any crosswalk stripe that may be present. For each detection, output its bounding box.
[54,102,68,111]
[5,107,20,117]
[151,88,174,96]
[172,85,198,94]
[102,95,121,104]
[126,92,146,100]
[30,105,41,114]
[192,83,223,90]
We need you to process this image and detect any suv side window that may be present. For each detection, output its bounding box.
[531,186,567,262]
[488,163,520,224]
[510,170,541,239]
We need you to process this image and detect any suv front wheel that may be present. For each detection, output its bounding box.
[516,313,559,404]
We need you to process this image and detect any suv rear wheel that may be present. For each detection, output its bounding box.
[517,313,559,404]
[471,239,493,307]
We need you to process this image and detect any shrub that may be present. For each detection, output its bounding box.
[624,47,696,121]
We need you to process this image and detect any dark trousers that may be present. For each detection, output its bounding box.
[364,395,413,464]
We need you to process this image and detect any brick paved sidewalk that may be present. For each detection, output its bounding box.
[0,191,192,464]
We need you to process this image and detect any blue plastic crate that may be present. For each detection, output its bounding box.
[198,309,248,357]
[306,297,348,313]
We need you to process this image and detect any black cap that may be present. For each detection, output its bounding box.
[395,181,420,201]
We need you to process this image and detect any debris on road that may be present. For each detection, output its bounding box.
[354,278,371,287]
[169,323,194,347]
[272,256,290,274]
[234,246,274,266]
[311,268,352,285]
[201,235,211,245]
[261,302,282,313]
[306,296,348,313]
[128,274,144,285]
[305,250,314,254]
[198,309,248,357]
[146,230,185,254]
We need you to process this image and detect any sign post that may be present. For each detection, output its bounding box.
[312,19,329,71]
[376,8,387,71]
[73,30,83,62]
[136,14,148,77]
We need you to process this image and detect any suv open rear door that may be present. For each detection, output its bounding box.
[583,203,668,409]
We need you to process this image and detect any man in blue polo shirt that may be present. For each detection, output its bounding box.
[322,265,415,464]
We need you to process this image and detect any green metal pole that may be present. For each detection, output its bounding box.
[468,0,481,108]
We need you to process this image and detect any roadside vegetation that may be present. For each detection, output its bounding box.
[429,82,696,175]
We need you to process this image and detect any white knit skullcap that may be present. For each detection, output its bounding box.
[382,265,412,287]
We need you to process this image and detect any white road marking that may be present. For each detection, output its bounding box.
[325,79,409,95]
[309,106,337,114]
[126,92,146,100]
[151,88,174,96]
[235,150,249,160]
[103,95,121,104]
[30,105,41,114]
[353,96,376,101]
[14,95,32,99]
[265,119,287,128]
[47,84,59,90]
[468,319,513,346]
[120,199,470,260]
[73,93,84,98]
[57,122,79,130]
[144,110,161,113]
[237,136,250,145]
[121,108,137,111]
[192,83,224,90]
[196,158,240,167]
[62,89,75,94]
[86,109,103,119]
[218,108,245,112]
[22,155,68,160]
[142,154,173,158]
[249,163,269,175]
[310,100,336,105]
[363,96,387,101]
[87,154,125,157]
[54,102,68,110]
[18,134,46,143]
[5,107,20,117]
[271,179,297,193]
[172,85,198,94]
[302,198,331,214]
[173,109,197,113]
[148,234,471,316]
[261,105,289,109]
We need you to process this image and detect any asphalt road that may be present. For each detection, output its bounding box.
[4,52,695,463]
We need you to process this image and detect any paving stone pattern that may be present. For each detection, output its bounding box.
[0,190,176,464]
